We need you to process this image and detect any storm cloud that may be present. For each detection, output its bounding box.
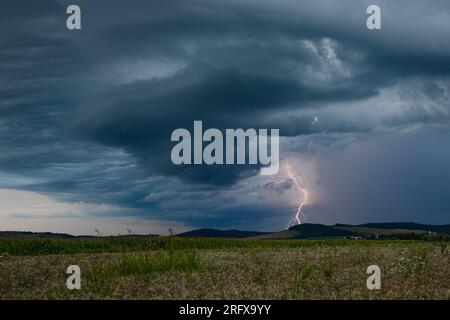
[0,0,449,233]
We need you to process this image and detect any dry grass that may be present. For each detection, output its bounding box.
[0,241,448,299]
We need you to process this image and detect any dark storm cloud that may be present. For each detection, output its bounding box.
[66,0,450,186]
[311,127,450,225]
[1,0,450,227]
[73,64,379,185]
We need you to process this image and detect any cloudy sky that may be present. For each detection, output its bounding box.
[1,0,450,235]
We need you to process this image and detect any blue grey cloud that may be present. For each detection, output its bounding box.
[1,0,450,230]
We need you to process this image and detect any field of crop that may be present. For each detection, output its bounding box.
[0,237,448,299]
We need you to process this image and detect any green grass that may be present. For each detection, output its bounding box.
[297,264,315,280]
[113,250,203,275]
[0,241,449,299]
[0,236,447,256]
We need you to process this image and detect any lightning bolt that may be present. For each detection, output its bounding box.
[284,161,308,228]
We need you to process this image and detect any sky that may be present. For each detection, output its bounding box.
[1,0,450,235]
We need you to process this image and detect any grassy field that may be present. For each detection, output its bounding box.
[0,237,448,299]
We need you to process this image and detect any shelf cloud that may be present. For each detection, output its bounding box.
[1,0,449,233]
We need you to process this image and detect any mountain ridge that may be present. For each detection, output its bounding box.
[1,222,449,239]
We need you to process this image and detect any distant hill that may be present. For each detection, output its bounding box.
[113,234,160,238]
[0,231,159,239]
[334,225,432,237]
[1,222,449,240]
[251,222,450,240]
[175,228,270,238]
[356,222,450,235]
[0,231,74,239]
[251,224,363,240]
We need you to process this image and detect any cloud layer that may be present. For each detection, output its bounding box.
[1,0,450,232]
